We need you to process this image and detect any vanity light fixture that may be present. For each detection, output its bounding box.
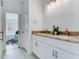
[47,0,56,4]
[53,0,56,2]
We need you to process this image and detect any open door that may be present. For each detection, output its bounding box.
[1,0,6,51]
[22,14,29,50]
[18,13,29,50]
[0,0,6,59]
[0,0,4,58]
[6,13,19,49]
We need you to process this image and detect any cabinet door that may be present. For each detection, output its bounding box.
[41,41,78,59]
[43,43,55,59]
[33,39,39,56]
[54,48,78,59]
[32,35,41,58]
[38,41,47,59]
[32,36,47,59]
[33,39,44,59]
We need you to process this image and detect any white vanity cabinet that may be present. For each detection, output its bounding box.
[45,44,77,59]
[56,50,78,59]
[44,44,55,59]
[32,35,45,59]
[33,38,39,57]
[41,38,78,59]
[32,35,79,59]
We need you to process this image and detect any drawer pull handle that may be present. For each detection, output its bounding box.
[55,51,58,58]
[52,50,54,56]
[35,42,38,47]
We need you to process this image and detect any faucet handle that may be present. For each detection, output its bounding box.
[65,28,69,35]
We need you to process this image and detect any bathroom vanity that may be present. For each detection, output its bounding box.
[32,32,79,59]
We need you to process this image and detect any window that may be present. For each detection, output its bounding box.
[6,13,18,33]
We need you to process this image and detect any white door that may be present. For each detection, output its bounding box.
[0,3,2,55]
[0,0,6,51]
[0,3,3,58]
[19,0,29,50]
[0,0,2,32]
[19,13,29,50]
[23,14,29,50]
[0,1,7,58]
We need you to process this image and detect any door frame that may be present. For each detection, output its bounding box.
[3,12,21,50]
[1,0,22,51]
[1,0,6,51]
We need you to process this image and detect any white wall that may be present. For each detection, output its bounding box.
[6,0,21,14]
[0,5,2,32]
[42,0,79,31]
[22,0,28,14]
[29,0,43,31]
[28,0,43,54]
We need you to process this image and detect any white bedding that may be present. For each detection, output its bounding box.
[6,33,15,41]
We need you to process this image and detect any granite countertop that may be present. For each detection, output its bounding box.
[32,32,79,44]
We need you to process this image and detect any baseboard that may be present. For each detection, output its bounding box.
[22,47,27,53]
[32,52,40,59]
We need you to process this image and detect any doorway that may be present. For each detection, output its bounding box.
[6,13,19,49]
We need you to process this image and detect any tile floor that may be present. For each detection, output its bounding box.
[6,44,18,49]
[3,48,38,59]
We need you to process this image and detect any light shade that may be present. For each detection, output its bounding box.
[47,0,56,4]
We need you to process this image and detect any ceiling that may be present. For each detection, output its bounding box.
[19,0,24,2]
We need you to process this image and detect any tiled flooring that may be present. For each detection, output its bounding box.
[6,44,18,49]
[3,48,38,59]
[6,44,18,50]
